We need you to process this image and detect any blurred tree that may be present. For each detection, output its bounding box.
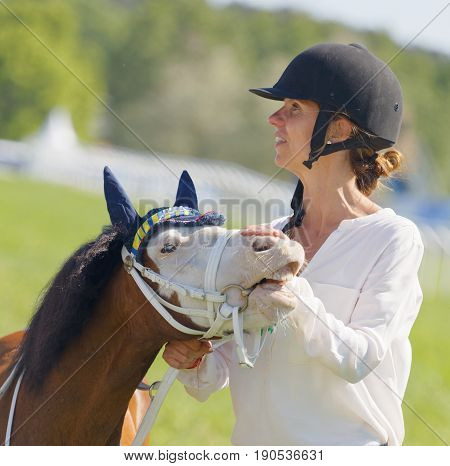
[105,0,214,110]
[1,0,449,191]
[0,0,103,140]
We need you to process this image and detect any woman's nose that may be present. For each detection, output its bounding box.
[268,108,284,127]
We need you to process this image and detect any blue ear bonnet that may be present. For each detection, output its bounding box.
[144,207,225,228]
[103,167,225,255]
[131,206,225,255]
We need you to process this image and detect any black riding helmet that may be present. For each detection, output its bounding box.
[249,42,403,228]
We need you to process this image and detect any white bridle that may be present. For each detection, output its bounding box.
[122,228,263,365]
[126,227,269,446]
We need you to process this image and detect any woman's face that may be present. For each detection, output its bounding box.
[268,99,319,172]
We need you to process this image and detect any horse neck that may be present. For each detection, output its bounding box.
[12,266,184,445]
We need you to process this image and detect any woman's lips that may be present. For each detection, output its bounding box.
[275,136,287,146]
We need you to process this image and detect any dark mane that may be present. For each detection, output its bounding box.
[15,225,126,389]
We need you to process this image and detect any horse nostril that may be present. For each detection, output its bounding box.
[251,236,277,252]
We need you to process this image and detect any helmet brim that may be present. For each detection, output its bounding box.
[249,87,300,101]
[249,86,314,102]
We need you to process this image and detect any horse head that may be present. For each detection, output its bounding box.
[104,167,304,340]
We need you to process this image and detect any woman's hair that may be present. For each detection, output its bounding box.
[326,115,403,196]
[349,145,403,196]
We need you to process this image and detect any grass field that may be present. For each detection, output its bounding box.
[0,173,448,445]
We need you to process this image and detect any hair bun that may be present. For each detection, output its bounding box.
[377,149,403,177]
[350,147,403,196]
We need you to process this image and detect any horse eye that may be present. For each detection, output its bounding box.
[161,243,177,254]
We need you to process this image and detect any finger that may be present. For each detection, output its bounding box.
[165,339,200,355]
[199,340,213,352]
[162,351,184,368]
[183,339,208,352]
[240,226,274,233]
[164,354,196,370]
[173,354,205,370]
[164,344,195,363]
[187,357,203,369]
[166,348,203,366]
[241,228,286,239]
[166,341,209,360]
[182,339,212,356]
[241,229,278,237]
[163,345,200,367]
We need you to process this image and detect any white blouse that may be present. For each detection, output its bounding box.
[177,208,424,446]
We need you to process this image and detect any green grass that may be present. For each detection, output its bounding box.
[0,173,448,445]
[0,173,108,334]
[403,294,450,446]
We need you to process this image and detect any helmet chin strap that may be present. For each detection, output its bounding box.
[304,138,367,169]
[304,109,393,169]
[304,109,357,169]
[282,180,305,232]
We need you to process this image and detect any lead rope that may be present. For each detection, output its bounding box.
[0,359,21,399]
[131,336,233,447]
[131,366,179,446]
[0,364,24,446]
[4,370,24,446]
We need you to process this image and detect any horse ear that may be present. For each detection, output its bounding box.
[174,170,198,210]
[103,166,140,234]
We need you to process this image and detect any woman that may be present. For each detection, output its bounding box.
[163,43,424,446]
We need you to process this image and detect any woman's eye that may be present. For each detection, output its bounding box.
[161,243,177,254]
[291,103,301,112]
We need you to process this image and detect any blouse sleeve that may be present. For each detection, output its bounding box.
[176,340,233,401]
[287,225,424,384]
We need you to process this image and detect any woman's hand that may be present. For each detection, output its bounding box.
[247,280,299,325]
[241,225,288,240]
[163,339,212,370]
[240,224,300,328]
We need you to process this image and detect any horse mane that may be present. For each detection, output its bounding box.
[15,225,126,389]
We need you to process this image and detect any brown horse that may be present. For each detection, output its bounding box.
[0,169,303,445]
[0,224,181,445]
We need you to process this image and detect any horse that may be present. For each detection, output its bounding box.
[0,168,304,445]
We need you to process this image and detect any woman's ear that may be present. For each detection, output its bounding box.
[327,117,353,143]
